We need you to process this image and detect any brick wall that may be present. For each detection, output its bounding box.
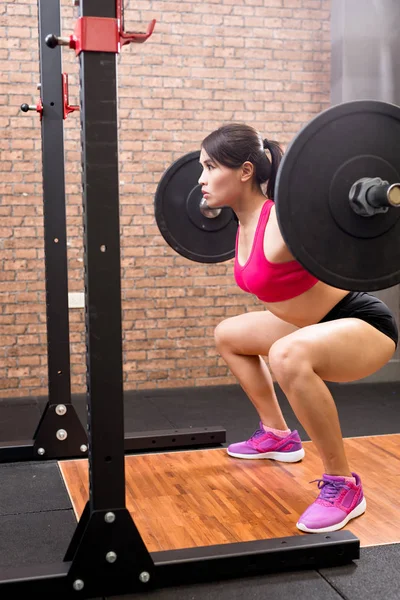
[0,0,331,398]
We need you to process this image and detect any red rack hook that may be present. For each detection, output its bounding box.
[116,0,156,46]
[62,73,79,119]
[119,17,156,47]
[45,1,155,54]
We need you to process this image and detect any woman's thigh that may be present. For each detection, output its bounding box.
[270,318,396,383]
[214,310,299,356]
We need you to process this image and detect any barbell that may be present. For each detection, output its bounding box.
[154,100,400,291]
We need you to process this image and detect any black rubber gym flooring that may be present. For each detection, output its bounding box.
[0,381,399,599]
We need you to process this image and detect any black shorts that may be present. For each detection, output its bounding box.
[319,291,398,347]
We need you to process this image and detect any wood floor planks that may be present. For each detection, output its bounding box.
[59,434,400,551]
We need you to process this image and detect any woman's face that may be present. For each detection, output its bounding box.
[198,148,242,208]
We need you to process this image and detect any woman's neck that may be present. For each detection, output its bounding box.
[234,192,269,227]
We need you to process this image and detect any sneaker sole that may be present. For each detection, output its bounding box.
[296,497,367,533]
[227,448,305,462]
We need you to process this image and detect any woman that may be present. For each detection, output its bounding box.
[198,123,398,534]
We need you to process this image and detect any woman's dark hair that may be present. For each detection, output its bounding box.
[201,123,283,199]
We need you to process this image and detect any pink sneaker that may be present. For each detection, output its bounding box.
[227,422,305,462]
[296,472,366,533]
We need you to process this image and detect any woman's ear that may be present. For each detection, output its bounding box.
[240,161,255,182]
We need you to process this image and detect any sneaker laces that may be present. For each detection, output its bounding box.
[247,427,265,443]
[310,478,350,504]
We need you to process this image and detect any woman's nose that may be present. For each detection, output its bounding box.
[198,171,206,186]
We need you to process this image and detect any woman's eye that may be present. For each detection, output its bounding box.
[207,164,214,171]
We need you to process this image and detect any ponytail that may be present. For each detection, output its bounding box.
[263,139,283,200]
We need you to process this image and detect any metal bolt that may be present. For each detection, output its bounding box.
[56,404,67,416]
[56,429,68,441]
[104,512,115,523]
[139,572,150,583]
[72,579,84,591]
[106,551,117,563]
[80,444,88,453]
[37,447,45,456]
[37,83,41,90]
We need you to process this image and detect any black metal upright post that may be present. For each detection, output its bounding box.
[33,0,88,459]
[38,0,71,413]
[79,0,126,511]
[0,0,88,463]
[61,0,155,593]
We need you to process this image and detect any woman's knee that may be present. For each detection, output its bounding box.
[269,338,313,387]
[214,316,241,353]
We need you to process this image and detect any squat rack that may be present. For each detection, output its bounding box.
[4,0,224,464]
[0,0,359,597]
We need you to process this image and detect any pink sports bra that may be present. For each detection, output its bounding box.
[234,200,319,302]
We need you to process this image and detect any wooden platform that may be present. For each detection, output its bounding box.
[59,434,400,551]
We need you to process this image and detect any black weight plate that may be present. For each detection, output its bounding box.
[275,100,400,291]
[154,151,237,263]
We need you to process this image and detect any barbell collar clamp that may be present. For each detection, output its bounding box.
[349,177,394,217]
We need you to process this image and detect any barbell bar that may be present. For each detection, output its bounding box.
[154,100,400,291]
